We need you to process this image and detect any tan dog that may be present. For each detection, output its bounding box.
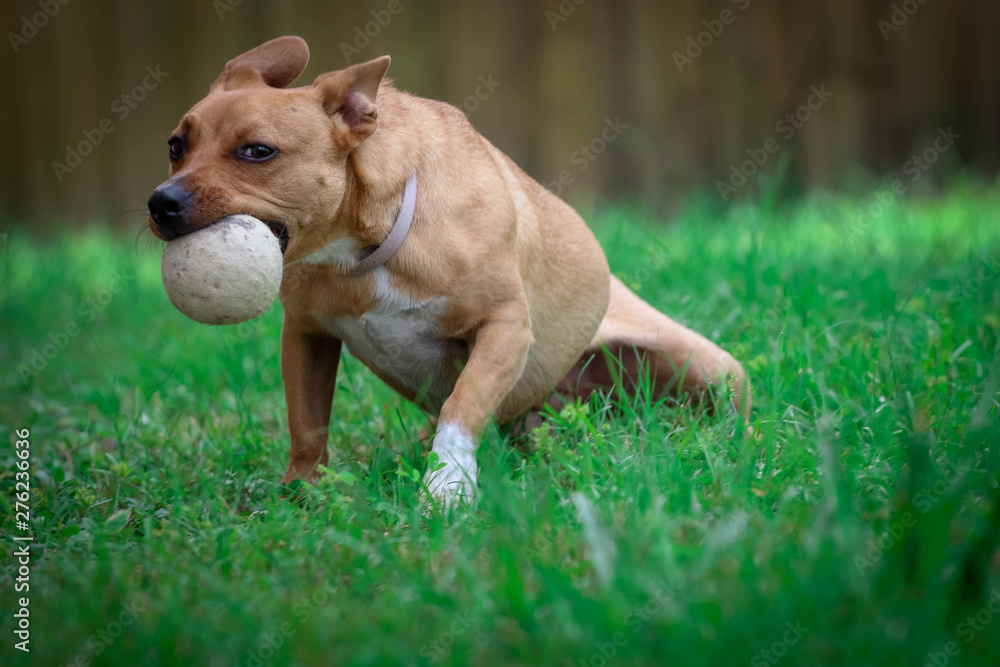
[148,36,749,506]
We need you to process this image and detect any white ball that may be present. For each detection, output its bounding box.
[161,215,283,325]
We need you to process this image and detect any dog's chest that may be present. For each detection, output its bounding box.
[314,276,459,409]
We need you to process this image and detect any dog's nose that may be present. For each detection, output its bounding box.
[148,183,192,228]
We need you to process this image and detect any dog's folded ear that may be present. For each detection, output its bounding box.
[313,56,391,148]
[211,36,310,92]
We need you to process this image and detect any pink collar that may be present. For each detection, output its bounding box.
[349,170,418,276]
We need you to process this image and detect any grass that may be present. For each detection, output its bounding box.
[2,184,1000,666]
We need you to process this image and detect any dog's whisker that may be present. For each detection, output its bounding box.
[112,209,151,225]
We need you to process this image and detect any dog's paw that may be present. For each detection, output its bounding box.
[421,459,478,509]
[421,423,478,510]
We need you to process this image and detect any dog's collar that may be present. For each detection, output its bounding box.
[348,170,418,277]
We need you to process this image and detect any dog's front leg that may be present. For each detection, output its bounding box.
[423,301,533,507]
[279,315,342,485]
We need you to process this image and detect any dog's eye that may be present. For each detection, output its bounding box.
[236,143,278,162]
[168,137,184,161]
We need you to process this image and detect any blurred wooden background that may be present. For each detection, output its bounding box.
[2,0,998,227]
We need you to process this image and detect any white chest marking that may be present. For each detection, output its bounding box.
[316,268,457,407]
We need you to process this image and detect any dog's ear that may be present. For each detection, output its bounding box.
[313,56,391,148]
[211,36,310,92]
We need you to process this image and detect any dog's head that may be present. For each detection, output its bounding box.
[147,36,390,258]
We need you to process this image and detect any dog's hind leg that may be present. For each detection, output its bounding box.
[559,275,751,419]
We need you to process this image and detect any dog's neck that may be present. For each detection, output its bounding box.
[347,169,417,276]
[292,85,427,271]
[339,84,421,247]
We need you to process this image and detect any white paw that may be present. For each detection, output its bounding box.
[422,422,478,508]
[422,460,477,508]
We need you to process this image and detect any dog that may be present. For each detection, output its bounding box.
[147,36,749,507]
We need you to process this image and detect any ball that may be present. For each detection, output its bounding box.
[161,215,283,325]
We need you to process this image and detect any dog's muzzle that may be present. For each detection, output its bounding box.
[147,183,192,240]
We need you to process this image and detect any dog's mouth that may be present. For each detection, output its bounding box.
[263,220,289,254]
[152,217,289,254]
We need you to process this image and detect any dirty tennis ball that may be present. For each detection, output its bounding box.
[161,215,283,325]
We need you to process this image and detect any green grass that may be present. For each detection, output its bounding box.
[2,185,1000,666]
